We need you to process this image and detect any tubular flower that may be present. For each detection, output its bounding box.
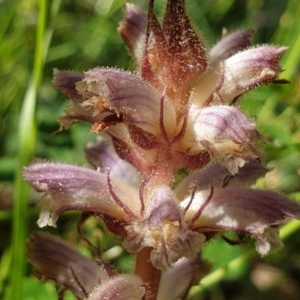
[24,137,300,271]
[27,232,145,300]
[52,1,287,174]
[27,232,205,300]
[24,0,300,295]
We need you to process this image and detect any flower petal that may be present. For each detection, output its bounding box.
[210,29,254,62]
[27,232,108,299]
[85,135,141,187]
[53,69,105,129]
[23,162,140,227]
[183,105,260,173]
[87,274,145,300]
[76,68,176,137]
[175,159,266,199]
[157,257,209,300]
[189,65,221,107]
[181,188,300,255]
[124,185,205,270]
[52,68,84,101]
[215,46,287,102]
[118,3,147,63]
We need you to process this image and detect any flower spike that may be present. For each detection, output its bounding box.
[24,1,299,299]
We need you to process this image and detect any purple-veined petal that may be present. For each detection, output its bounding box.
[52,68,84,101]
[87,274,145,300]
[189,65,221,107]
[75,67,176,138]
[214,46,287,102]
[118,3,147,64]
[53,69,106,129]
[175,159,266,199]
[210,29,254,63]
[181,187,300,255]
[182,105,260,173]
[27,232,109,299]
[85,135,141,187]
[157,257,209,300]
[23,162,141,227]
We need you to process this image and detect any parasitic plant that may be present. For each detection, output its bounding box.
[23,1,300,299]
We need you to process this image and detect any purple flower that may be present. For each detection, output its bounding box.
[23,138,300,270]
[27,232,145,299]
[27,232,205,300]
[51,1,286,175]
[24,0,299,298]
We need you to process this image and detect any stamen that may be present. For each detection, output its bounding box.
[230,94,243,105]
[107,170,137,220]
[159,93,169,142]
[172,99,191,143]
[172,117,186,145]
[222,174,234,187]
[182,184,197,215]
[77,213,101,258]
[58,288,67,300]
[221,232,245,245]
[208,63,225,105]
[70,266,88,297]
[139,180,146,215]
[190,186,214,226]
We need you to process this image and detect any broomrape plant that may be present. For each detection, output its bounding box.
[23,1,300,299]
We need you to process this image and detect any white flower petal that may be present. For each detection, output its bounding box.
[182,105,260,173]
[215,46,287,102]
[23,162,140,227]
[181,187,300,255]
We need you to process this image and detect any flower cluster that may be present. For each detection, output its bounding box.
[24,1,300,299]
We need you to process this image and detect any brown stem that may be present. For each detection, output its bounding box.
[135,247,161,300]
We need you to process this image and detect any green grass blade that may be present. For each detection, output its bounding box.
[8,1,47,299]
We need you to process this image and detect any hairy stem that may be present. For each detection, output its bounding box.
[135,247,161,300]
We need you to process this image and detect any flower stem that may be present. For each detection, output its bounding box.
[135,247,161,300]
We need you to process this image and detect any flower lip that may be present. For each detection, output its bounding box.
[75,68,167,137]
[23,162,142,227]
[182,105,260,173]
[52,68,84,101]
[181,187,300,255]
[214,45,288,103]
[175,158,266,200]
[157,257,209,300]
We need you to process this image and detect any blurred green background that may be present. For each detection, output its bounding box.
[0,0,300,299]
